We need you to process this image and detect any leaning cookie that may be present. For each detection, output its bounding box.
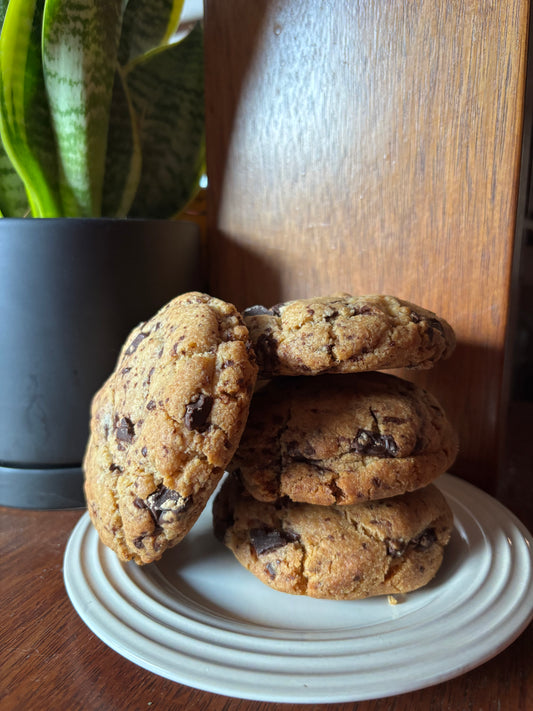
[229,372,458,505]
[213,473,454,600]
[83,292,258,565]
[243,293,455,376]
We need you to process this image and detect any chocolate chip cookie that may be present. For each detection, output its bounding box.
[83,292,258,565]
[243,293,456,376]
[213,472,454,600]
[229,372,458,505]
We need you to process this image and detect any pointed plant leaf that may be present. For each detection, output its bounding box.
[119,0,185,65]
[0,146,30,216]
[123,23,205,219]
[0,0,29,217]
[42,0,125,217]
[0,0,62,217]
[101,67,142,217]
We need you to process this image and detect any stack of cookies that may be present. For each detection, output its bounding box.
[213,294,458,600]
[83,291,457,603]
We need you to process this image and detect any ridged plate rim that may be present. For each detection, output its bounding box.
[63,474,533,703]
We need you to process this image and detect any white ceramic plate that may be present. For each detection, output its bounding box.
[64,474,533,703]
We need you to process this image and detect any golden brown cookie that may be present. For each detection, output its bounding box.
[83,292,258,564]
[229,372,458,505]
[243,293,456,377]
[213,472,454,600]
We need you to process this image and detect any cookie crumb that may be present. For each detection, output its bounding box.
[388,594,406,605]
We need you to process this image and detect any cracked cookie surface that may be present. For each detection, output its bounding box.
[229,372,458,505]
[243,293,456,377]
[83,292,258,564]
[213,473,454,599]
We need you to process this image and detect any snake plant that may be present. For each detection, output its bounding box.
[0,0,204,218]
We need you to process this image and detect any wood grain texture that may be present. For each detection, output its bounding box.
[204,0,530,491]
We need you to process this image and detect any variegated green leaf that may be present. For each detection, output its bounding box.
[0,0,62,216]
[101,66,142,217]
[0,0,29,217]
[119,0,185,66]
[120,23,205,219]
[42,0,125,216]
[0,147,30,216]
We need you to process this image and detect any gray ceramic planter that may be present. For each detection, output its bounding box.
[0,218,202,509]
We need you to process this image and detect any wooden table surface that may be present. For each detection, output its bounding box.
[1,402,532,711]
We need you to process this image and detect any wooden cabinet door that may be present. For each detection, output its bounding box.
[204,0,530,491]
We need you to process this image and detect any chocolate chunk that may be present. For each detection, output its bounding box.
[250,527,300,555]
[426,318,445,343]
[324,308,339,322]
[411,312,444,341]
[413,528,437,550]
[116,416,135,443]
[352,429,399,457]
[348,304,373,316]
[184,393,213,431]
[428,318,444,335]
[385,538,407,557]
[145,484,191,524]
[124,332,148,355]
[243,304,273,316]
[386,528,437,557]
